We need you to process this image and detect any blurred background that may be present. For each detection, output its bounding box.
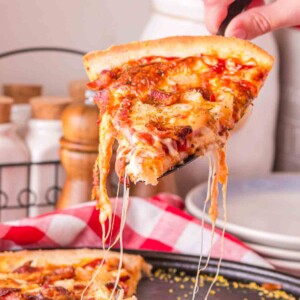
[0,0,152,94]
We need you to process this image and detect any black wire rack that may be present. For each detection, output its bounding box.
[0,46,87,222]
[0,161,62,221]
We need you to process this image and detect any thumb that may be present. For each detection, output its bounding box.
[225,0,300,40]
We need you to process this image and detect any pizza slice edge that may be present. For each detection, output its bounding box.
[83,35,274,223]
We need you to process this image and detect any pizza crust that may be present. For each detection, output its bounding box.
[0,248,150,274]
[83,36,274,81]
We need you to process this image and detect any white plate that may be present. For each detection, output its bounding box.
[246,242,300,262]
[266,258,300,276]
[186,174,300,250]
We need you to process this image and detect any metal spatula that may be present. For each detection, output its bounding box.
[161,0,252,178]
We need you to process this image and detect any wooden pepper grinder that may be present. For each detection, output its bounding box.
[57,97,99,209]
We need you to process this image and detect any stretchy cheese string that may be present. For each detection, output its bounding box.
[98,125,111,249]
[81,175,130,300]
[192,154,213,300]
[108,180,121,247]
[109,174,130,300]
[200,150,220,272]
[103,216,113,248]
[204,182,227,300]
[204,149,228,300]
[195,151,218,279]
[98,112,115,243]
[195,153,218,283]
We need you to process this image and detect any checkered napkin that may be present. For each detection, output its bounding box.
[0,194,271,268]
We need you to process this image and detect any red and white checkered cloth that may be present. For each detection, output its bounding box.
[0,194,271,268]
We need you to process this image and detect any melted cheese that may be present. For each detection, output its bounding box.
[192,154,213,299]
[98,112,115,225]
[204,148,228,300]
[92,54,264,227]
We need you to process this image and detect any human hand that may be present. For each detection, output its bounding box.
[204,0,300,39]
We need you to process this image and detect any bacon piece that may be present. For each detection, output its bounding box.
[116,98,132,127]
[176,139,188,152]
[146,120,192,140]
[43,266,75,284]
[82,258,105,269]
[23,293,51,300]
[2,294,21,300]
[53,266,75,278]
[211,58,226,73]
[176,126,192,140]
[161,143,169,155]
[42,286,70,299]
[73,284,85,290]
[52,286,70,296]
[114,62,169,93]
[137,132,155,145]
[0,288,20,297]
[120,275,130,282]
[94,89,110,118]
[87,70,117,90]
[147,89,178,106]
[194,87,215,102]
[13,261,41,274]
[146,120,173,138]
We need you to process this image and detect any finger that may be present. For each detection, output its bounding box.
[225,0,300,39]
[204,0,234,34]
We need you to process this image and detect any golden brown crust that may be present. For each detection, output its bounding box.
[83,35,274,81]
[0,248,149,273]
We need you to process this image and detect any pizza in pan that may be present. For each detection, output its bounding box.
[83,36,274,224]
[0,249,150,300]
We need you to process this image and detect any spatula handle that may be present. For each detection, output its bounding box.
[217,0,252,36]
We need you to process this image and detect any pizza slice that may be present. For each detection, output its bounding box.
[0,249,150,300]
[83,36,273,223]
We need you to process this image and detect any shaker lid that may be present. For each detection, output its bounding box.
[3,84,42,104]
[152,0,205,22]
[69,79,88,102]
[0,96,14,124]
[30,96,72,120]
